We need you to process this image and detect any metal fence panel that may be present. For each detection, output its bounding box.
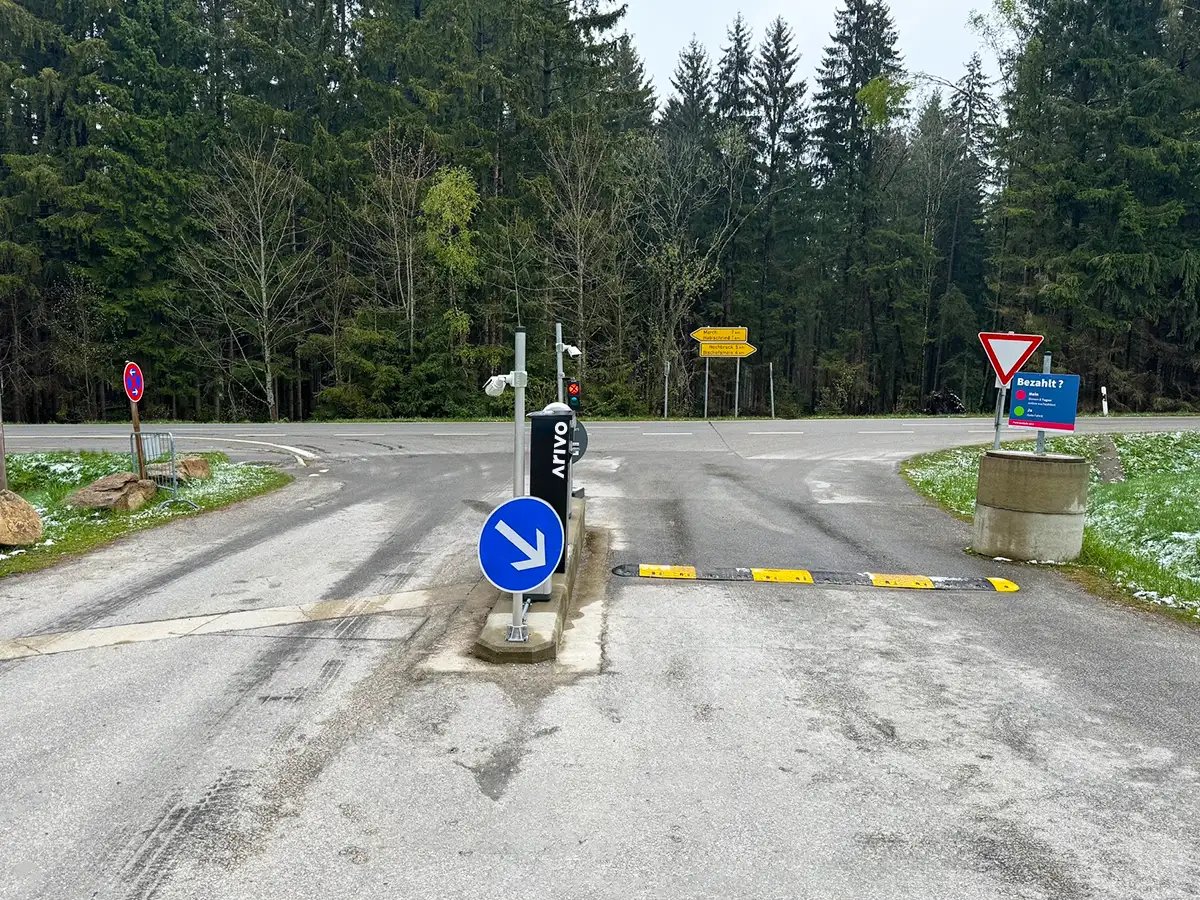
[131,432,179,495]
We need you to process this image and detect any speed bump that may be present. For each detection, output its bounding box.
[612,564,1018,593]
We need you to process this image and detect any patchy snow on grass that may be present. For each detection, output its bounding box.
[2,450,290,577]
[907,431,1200,620]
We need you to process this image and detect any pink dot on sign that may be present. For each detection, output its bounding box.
[1016,390,1027,400]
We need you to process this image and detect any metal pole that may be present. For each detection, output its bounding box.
[992,380,1006,451]
[1035,352,1050,455]
[703,358,709,420]
[663,359,669,419]
[513,329,526,498]
[0,373,7,493]
[555,322,564,404]
[769,362,776,419]
[734,358,741,419]
[511,327,528,641]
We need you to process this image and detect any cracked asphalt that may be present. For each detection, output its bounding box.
[0,417,1198,899]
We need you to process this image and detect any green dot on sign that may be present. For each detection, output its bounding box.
[1014,406,1025,416]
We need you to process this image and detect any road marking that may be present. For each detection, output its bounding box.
[11,434,123,440]
[334,433,394,437]
[857,430,915,435]
[173,435,318,465]
[0,587,464,663]
[613,564,1018,593]
[642,432,694,436]
[749,431,805,435]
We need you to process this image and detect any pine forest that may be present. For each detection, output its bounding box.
[2,0,1198,422]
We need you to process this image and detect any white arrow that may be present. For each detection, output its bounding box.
[496,520,546,571]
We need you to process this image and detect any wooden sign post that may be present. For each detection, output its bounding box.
[124,361,147,480]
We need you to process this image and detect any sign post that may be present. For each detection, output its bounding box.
[978,332,1044,451]
[555,322,564,404]
[0,373,7,493]
[769,362,776,419]
[735,358,741,418]
[478,497,565,644]
[663,358,669,419]
[692,327,752,418]
[1035,353,1051,455]
[124,361,147,480]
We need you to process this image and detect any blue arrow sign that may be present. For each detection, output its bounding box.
[478,496,566,594]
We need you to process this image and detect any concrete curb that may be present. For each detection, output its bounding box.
[473,497,586,664]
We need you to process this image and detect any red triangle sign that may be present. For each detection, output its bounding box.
[979,332,1044,386]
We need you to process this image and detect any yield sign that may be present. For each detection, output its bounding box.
[979,332,1044,386]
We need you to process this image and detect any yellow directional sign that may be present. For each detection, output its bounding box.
[691,326,748,343]
[699,341,757,359]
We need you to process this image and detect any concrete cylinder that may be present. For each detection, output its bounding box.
[972,451,1089,562]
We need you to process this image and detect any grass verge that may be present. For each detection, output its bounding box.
[1,451,292,578]
[901,432,1200,622]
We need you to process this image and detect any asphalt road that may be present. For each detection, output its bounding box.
[1,416,1199,899]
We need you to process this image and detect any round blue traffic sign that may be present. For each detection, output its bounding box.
[478,496,566,594]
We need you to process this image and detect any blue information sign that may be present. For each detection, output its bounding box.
[477,496,566,594]
[1008,373,1081,432]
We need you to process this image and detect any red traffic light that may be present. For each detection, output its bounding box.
[567,381,581,396]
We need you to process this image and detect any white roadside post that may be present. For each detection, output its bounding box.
[1102,386,1109,417]
[663,358,670,419]
[703,358,710,419]
[734,358,741,419]
[1035,352,1051,455]
[769,362,776,419]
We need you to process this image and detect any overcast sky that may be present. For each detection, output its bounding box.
[619,0,997,105]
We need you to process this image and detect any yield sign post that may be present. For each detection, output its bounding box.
[978,333,1043,451]
[124,361,148,480]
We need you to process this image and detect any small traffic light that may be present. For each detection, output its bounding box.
[566,378,582,412]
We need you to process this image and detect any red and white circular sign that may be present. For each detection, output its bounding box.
[124,361,145,404]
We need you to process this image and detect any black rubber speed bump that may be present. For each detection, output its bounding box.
[612,564,1018,592]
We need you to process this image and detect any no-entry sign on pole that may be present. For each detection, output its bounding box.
[124,361,147,480]
[124,362,145,404]
[978,332,1044,387]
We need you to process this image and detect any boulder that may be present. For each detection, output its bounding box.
[0,490,43,546]
[177,456,212,481]
[145,456,212,483]
[67,472,158,512]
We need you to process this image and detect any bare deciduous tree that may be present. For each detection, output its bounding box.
[352,123,436,352]
[536,117,630,374]
[175,135,318,421]
[623,128,758,409]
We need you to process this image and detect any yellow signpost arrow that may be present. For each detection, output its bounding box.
[699,341,757,359]
[691,326,748,343]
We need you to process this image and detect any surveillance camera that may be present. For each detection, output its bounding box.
[565,345,582,359]
[483,375,509,397]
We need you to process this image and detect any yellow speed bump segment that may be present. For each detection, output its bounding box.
[612,564,1018,593]
[987,577,1021,593]
[869,573,935,590]
[638,564,698,580]
[751,568,815,584]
